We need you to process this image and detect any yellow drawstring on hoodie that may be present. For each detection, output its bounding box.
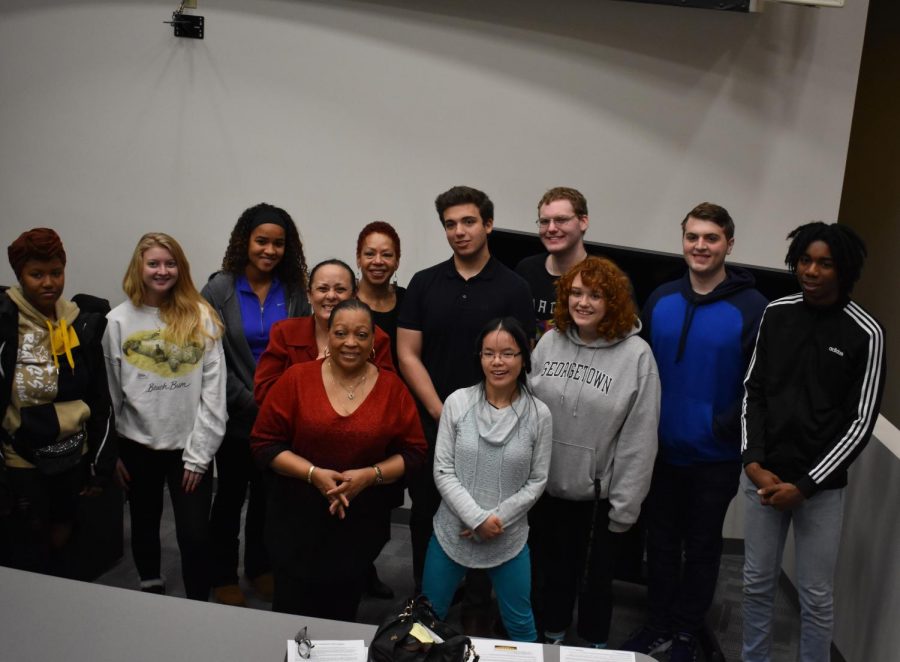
[46,318,80,370]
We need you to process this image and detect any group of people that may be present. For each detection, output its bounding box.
[0,184,885,662]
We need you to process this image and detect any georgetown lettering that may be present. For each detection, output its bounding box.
[537,360,613,395]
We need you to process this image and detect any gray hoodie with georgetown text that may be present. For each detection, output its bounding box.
[530,323,660,532]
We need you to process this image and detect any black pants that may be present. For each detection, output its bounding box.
[645,460,740,634]
[120,439,212,601]
[408,412,440,591]
[272,572,365,621]
[530,493,616,645]
[4,463,82,576]
[209,412,269,585]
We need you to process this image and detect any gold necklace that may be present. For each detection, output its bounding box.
[327,359,368,400]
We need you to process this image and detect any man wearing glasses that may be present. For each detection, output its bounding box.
[516,187,590,339]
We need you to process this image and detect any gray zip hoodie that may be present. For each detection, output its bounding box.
[530,323,660,532]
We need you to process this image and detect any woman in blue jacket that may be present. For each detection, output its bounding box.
[201,203,309,606]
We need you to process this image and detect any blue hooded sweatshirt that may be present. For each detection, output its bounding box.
[641,267,767,466]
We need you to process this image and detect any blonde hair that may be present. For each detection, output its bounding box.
[122,232,223,346]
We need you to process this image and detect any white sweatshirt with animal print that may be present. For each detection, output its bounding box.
[102,302,226,472]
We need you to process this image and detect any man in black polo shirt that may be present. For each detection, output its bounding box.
[398,185,535,594]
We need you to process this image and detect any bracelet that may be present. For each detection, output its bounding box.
[307,465,316,484]
[372,464,383,485]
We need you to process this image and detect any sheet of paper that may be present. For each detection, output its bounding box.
[559,646,635,662]
[471,637,544,661]
[285,639,366,662]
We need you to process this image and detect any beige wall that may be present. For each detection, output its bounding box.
[0,0,869,305]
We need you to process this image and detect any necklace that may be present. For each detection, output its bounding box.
[327,359,368,400]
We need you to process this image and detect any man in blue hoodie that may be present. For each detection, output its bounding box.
[623,203,767,661]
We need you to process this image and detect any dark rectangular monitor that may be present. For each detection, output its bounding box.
[618,0,752,12]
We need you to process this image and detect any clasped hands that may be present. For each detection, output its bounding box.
[745,463,805,511]
[310,466,375,519]
[460,514,504,541]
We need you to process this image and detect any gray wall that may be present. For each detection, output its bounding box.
[777,419,900,662]
[0,0,868,305]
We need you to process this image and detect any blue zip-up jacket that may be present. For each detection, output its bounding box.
[641,268,767,466]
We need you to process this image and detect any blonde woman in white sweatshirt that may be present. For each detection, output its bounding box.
[103,233,226,600]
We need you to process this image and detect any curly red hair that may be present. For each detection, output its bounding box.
[553,256,637,341]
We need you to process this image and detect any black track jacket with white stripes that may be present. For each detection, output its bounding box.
[741,293,885,497]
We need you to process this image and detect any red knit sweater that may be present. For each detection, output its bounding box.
[251,359,425,475]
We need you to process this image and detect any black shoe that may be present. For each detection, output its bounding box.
[619,625,672,654]
[366,569,395,599]
[669,632,699,662]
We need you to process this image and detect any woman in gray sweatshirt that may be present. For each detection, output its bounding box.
[422,317,552,642]
[529,256,660,648]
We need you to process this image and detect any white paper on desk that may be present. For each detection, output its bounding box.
[470,637,544,661]
[285,639,366,661]
[559,646,635,661]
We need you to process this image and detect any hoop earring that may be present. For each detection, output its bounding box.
[324,348,331,358]
[370,347,376,361]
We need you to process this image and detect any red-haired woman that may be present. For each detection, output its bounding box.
[1,228,115,575]
[354,221,405,596]
[355,221,404,367]
[529,256,660,648]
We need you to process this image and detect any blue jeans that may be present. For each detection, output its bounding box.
[741,473,844,662]
[422,535,537,642]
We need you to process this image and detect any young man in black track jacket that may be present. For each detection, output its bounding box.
[740,222,886,662]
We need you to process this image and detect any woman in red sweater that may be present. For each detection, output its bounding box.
[251,299,425,619]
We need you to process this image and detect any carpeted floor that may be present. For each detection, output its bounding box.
[94,488,803,661]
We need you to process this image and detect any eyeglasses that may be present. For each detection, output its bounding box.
[536,215,578,229]
[480,351,522,361]
[294,626,315,660]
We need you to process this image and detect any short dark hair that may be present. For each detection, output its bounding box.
[681,202,735,240]
[538,187,588,218]
[327,298,374,330]
[785,222,867,295]
[308,258,357,294]
[435,186,493,225]
[8,228,66,277]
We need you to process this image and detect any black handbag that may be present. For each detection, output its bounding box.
[368,596,479,662]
